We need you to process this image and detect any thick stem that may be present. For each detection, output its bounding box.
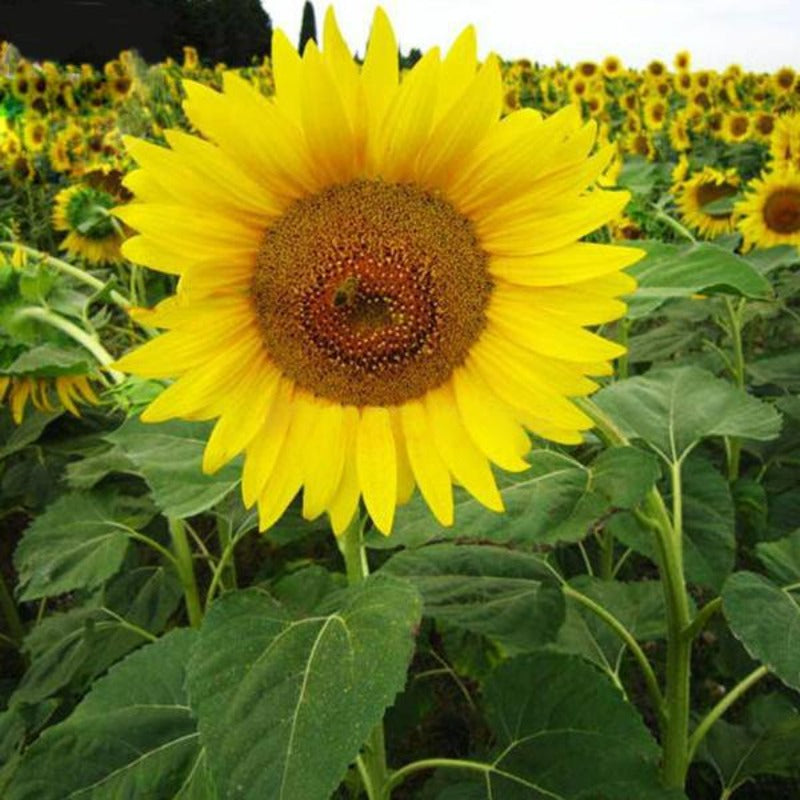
[0,571,24,646]
[15,306,124,384]
[168,517,203,628]
[337,514,389,798]
[385,758,491,795]
[0,241,131,310]
[687,665,770,763]
[722,297,746,482]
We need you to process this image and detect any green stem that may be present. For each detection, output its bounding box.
[577,396,693,789]
[15,306,124,384]
[563,585,665,728]
[0,570,24,646]
[617,317,630,380]
[216,515,237,590]
[385,758,491,795]
[722,297,746,482]
[683,597,723,641]
[651,206,697,243]
[0,241,131,310]
[168,517,203,628]
[337,514,389,799]
[687,665,770,763]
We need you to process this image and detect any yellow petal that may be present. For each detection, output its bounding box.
[390,409,415,504]
[400,400,453,526]
[271,29,304,125]
[435,25,478,122]
[452,366,530,471]
[424,384,503,512]
[328,406,362,535]
[362,8,398,142]
[302,399,346,521]
[241,378,294,507]
[356,406,397,535]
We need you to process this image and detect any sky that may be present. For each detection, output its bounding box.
[264,0,800,72]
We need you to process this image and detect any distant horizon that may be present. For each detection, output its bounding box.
[264,0,800,73]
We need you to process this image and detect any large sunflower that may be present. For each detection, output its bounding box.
[113,9,638,535]
[737,168,800,250]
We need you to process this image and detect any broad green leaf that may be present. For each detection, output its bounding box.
[0,409,60,460]
[7,344,90,377]
[756,530,800,585]
[748,352,800,392]
[65,444,139,490]
[616,156,669,195]
[381,544,563,653]
[622,240,771,318]
[11,567,182,705]
[8,630,208,800]
[107,417,241,518]
[698,694,800,794]
[594,366,782,463]
[187,576,421,800]
[744,244,799,275]
[14,491,153,600]
[372,446,659,549]
[480,652,671,799]
[722,571,800,691]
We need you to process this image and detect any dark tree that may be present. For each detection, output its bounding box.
[0,0,273,66]
[297,1,316,54]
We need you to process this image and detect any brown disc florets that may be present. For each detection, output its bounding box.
[252,180,491,406]
[763,188,800,233]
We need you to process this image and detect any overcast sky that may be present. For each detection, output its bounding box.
[264,0,800,72]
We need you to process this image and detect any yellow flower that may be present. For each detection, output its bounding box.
[676,166,740,239]
[674,51,691,72]
[53,170,130,264]
[113,9,638,535]
[0,374,99,424]
[601,56,622,78]
[721,111,750,144]
[773,67,796,94]
[770,113,800,171]
[737,168,800,250]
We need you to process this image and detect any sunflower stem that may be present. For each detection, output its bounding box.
[338,513,389,799]
[0,241,131,310]
[14,306,124,384]
[576,397,693,789]
[722,296,746,482]
[168,517,203,628]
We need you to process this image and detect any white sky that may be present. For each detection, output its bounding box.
[264,0,800,72]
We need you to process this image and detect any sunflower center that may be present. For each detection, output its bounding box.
[763,189,800,234]
[252,180,492,406]
[696,182,738,218]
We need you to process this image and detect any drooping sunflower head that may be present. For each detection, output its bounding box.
[737,168,800,251]
[676,165,741,239]
[0,373,100,424]
[113,9,639,535]
[53,169,130,264]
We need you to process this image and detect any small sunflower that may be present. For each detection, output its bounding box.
[722,111,750,144]
[676,166,741,239]
[737,169,800,250]
[114,10,638,535]
[601,56,622,78]
[53,170,130,264]
[773,67,796,95]
[770,113,800,171]
[674,51,691,71]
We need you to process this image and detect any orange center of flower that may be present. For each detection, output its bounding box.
[763,188,800,234]
[252,180,491,406]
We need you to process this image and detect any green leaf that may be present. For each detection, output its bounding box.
[372,446,659,549]
[698,694,800,794]
[722,571,800,691]
[622,240,771,318]
[748,352,800,392]
[13,491,153,601]
[65,445,139,490]
[11,567,182,705]
[700,194,742,215]
[756,530,800,585]
[0,409,60,460]
[107,417,241,518]
[381,544,564,653]
[8,629,208,800]
[744,244,799,275]
[7,344,90,377]
[480,652,671,799]
[187,576,421,800]
[594,365,782,463]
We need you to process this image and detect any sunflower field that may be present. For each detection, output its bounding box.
[2,8,800,800]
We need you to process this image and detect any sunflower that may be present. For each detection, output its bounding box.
[643,98,667,131]
[601,56,622,78]
[737,169,800,250]
[53,170,129,264]
[113,10,638,535]
[773,67,796,95]
[770,113,800,171]
[23,117,48,152]
[674,51,691,71]
[676,166,740,238]
[0,374,99,424]
[722,111,750,144]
